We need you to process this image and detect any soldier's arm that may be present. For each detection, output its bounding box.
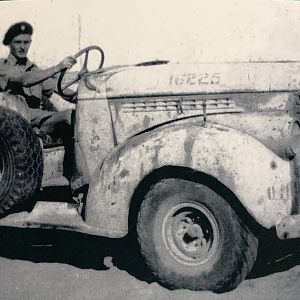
[0,56,76,88]
[22,56,77,87]
[21,65,64,87]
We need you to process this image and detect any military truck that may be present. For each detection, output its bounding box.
[0,46,299,292]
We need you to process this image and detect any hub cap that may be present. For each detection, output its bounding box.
[162,201,219,266]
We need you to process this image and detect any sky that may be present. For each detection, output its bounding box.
[0,0,300,68]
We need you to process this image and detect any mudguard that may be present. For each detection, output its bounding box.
[85,122,293,237]
[0,92,30,122]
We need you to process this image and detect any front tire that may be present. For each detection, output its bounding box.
[137,178,258,292]
[0,107,43,215]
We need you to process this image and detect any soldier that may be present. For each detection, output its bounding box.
[0,21,76,139]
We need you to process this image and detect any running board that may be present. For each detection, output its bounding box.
[276,214,300,239]
[0,202,125,238]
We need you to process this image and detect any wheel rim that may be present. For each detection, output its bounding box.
[162,201,220,266]
[0,136,14,200]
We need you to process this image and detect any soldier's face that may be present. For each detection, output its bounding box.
[10,34,32,59]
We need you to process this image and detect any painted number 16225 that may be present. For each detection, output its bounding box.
[169,73,221,86]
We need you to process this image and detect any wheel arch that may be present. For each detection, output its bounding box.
[127,166,263,237]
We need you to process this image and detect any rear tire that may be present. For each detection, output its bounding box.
[0,107,43,215]
[137,178,258,292]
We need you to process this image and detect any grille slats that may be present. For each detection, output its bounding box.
[122,97,236,113]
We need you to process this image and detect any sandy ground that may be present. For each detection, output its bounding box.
[0,223,299,300]
[0,186,298,300]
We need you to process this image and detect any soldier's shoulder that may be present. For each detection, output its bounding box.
[0,58,6,65]
[27,59,39,70]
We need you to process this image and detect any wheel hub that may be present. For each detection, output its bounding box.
[162,202,220,266]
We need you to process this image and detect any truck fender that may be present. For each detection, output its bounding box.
[0,92,31,122]
[85,122,293,237]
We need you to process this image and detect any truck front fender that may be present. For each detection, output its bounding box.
[86,122,293,237]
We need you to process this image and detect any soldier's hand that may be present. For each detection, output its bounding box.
[59,56,77,70]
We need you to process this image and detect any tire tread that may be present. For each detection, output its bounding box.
[137,178,258,292]
[0,107,43,214]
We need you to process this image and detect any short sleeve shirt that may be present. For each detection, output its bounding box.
[0,54,55,109]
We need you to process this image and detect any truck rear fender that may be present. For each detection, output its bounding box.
[85,122,293,237]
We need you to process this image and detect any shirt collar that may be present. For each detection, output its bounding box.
[5,53,33,69]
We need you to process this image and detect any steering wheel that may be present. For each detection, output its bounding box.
[57,45,105,101]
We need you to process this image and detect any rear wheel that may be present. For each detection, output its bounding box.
[137,178,258,292]
[0,107,43,215]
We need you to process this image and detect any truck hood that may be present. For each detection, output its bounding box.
[89,60,300,98]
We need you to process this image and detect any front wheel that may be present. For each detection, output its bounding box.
[137,178,258,292]
[0,107,43,215]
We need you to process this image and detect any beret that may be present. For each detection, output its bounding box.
[3,21,33,45]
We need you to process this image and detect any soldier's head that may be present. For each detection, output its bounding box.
[3,21,33,59]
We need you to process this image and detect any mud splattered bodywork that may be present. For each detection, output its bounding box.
[86,122,293,235]
[73,62,300,237]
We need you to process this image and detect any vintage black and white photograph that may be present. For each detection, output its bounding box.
[0,0,299,299]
